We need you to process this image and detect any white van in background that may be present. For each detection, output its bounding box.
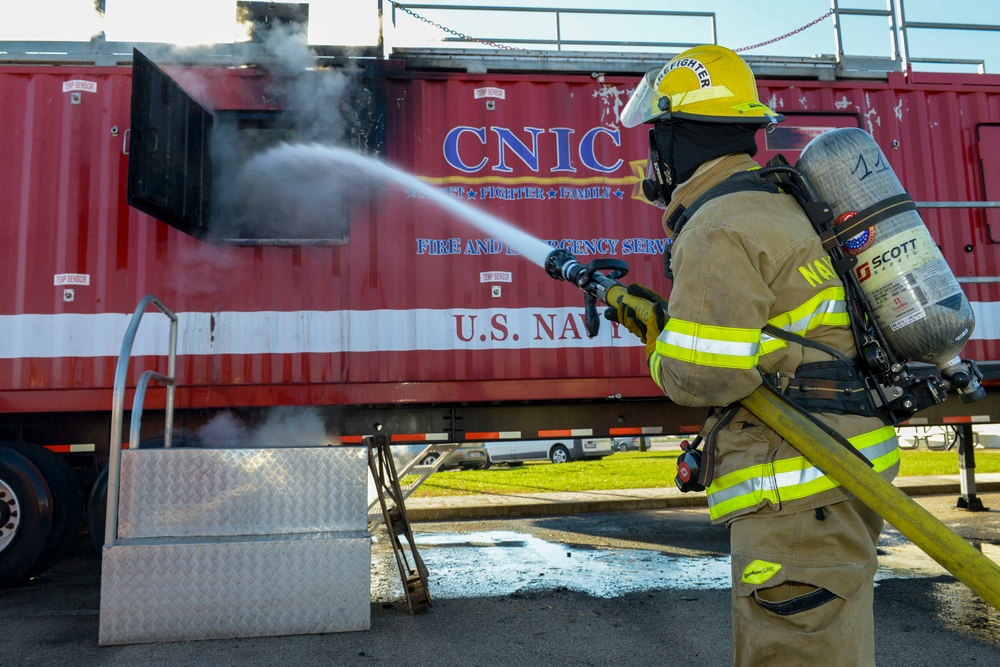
[485,437,614,465]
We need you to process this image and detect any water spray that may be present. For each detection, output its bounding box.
[238,145,641,338]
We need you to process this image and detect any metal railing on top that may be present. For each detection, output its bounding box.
[389,4,717,52]
[386,0,998,74]
[893,0,999,73]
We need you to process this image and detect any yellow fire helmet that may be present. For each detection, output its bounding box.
[619,44,784,128]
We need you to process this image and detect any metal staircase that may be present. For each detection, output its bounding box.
[366,433,432,614]
[368,442,458,522]
[99,295,371,645]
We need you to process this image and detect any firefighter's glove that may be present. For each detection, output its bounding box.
[604,283,668,357]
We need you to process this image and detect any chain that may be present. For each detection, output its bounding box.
[388,2,831,55]
[734,9,834,52]
[388,1,523,51]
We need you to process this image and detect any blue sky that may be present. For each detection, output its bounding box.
[1,1,997,74]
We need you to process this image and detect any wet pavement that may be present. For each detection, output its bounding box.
[3,486,1000,666]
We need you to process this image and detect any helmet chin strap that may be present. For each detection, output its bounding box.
[642,125,677,206]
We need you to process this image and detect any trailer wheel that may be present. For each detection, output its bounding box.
[0,445,54,587]
[87,466,108,554]
[0,442,85,579]
[549,445,570,464]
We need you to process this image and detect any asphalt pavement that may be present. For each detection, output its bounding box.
[3,477,1000,667]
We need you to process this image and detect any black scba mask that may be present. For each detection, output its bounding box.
[642,120,761,206]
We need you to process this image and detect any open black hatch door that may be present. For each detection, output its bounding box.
[127,48,213,239]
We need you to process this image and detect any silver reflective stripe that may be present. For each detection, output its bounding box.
[707,432,898,512]
[661,330,760,357]
[785,299,847,333]
[709,474,767,509]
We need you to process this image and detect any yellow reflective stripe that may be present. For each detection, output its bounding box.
[861,425,901,471]
[655,287,849,372]
[755,287,849,361]
[706,426,898,521]
[758,335,787,356]
[767,287,849,335]
[659,319,761,370]
[851,425,897,448]
[648,347,666,392]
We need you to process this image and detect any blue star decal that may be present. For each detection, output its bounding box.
[467,189,477,200]
[548,189,558,199]
[613,189,624,199]
[406,190,417,198]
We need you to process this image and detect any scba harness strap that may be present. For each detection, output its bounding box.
[666,161,886,489]
[662,170,782,279]
[663,164,877,416]
[663,155,888,416]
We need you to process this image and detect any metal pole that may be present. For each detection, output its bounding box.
[957,423,988,511]
[894,0,911,71]
[886,0,901,65]
[377,0,384,59]
[830,0,845,64]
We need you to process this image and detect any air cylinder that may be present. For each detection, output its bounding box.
[797,128,974,372]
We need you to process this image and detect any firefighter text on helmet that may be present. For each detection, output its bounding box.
[618,45,784,128]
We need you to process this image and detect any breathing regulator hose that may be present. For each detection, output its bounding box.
[740,384,1000,612]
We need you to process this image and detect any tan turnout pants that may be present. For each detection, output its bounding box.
[729,497,884,666]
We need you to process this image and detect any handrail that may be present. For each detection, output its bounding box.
[129,370,176,449]
[0,1,996,75]
[390,4,717,53]
[105,294,178,548]
[830,1,901,69]
[895,0,998,73]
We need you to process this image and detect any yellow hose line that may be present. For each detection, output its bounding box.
[741,385,1000,611]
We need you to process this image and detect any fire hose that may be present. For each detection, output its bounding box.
[545,247,1000,612]
[742,384,1000,612]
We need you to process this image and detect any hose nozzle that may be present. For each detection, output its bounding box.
[545,249,589,286]
[544,249,631,337]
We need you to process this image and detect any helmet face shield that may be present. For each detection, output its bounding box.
[619,68,668,128]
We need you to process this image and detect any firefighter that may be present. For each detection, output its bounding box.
[611,45,899,666]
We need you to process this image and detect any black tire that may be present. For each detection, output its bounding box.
[550,445,570,464]
[0,442,84,580]
[0,446,54,587]
[420,453,440,466]
[87,466,109,554]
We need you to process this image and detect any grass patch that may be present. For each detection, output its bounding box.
[407,448,1000,497]
[898,448,1000,476]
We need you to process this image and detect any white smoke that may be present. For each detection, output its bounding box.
[195,406,338,448]
[164,240,241,298]
[226,142,372,240]
[211,23,368,241]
